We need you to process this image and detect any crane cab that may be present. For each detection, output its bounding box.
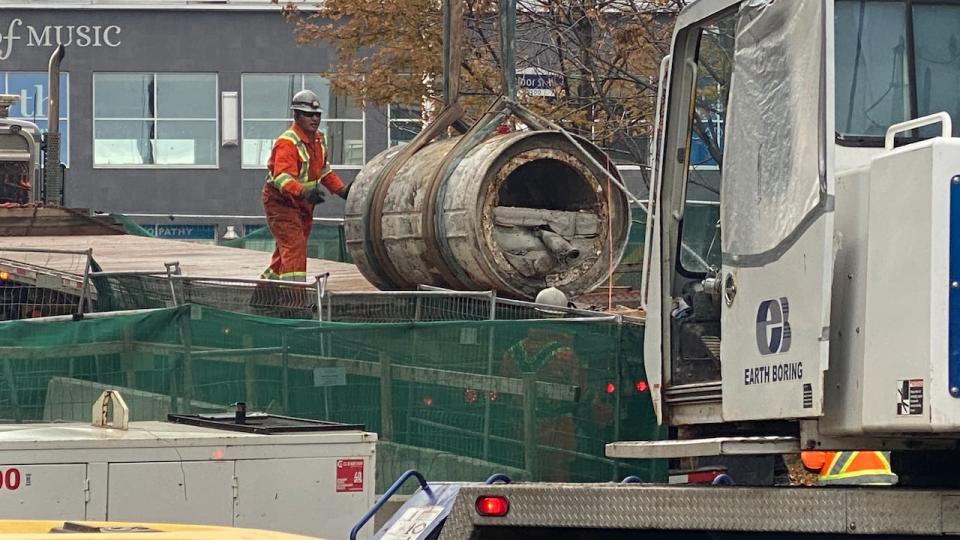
[641,0,960,449]
[0,95,41,205]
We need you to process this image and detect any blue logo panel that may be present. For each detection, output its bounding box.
[756,297,792,355]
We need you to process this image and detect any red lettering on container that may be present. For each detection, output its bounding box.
[6,469,20,490]
[336,459,364,492]
[0,468,22,490]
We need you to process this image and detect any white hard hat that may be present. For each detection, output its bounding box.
[291,90,322,114]
[534,287,569,316]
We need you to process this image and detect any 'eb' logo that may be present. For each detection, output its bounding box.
[756,297,791,355]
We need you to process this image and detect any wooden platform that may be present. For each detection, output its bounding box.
[0,235,375,291]
[0,207,126,236]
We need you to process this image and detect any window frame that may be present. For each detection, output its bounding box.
[387,103,424,147]
[92,72,220,169]
[675,11,736,279]
[0,71,71,167]
[834,0,960,147]
[239,73,366,170]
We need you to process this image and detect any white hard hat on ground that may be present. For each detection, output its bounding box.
[534,287,569,317]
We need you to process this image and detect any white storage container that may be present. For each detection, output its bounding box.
[0,414,377,540]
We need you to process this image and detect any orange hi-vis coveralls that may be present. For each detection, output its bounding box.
[801,451,898,485]
[499,331,610,482]
[261,124,344,282]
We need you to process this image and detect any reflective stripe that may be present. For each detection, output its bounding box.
[316,133,329,179]
[277,133,308,162]
[279,271,307,282]
[268,130,310,190]
[826,451,852,477]
[261,268,307,284]
[274,173,297,190]
[819,451,897,485]
[837,451,890,475]
[267,129,333,191]
[875,451,892,471]
[282,130,310,177]
[508,341,566,374]
[819,472,899,485]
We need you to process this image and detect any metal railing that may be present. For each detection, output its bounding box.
[90,268,330,320]
[86,266,617,323]
[0,247,94,319]
[1,247,621,325]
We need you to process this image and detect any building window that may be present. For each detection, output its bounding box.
[93,73,218,167]
[0,72,70,166]
[241,74,365,168]
[388,104,423,147]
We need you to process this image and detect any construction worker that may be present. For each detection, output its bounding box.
[800,450,898,486]
[260,90,350,282]
[499,287,612,482]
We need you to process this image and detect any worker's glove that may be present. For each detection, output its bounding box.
[337,183,352,200]
[301,182,325,204]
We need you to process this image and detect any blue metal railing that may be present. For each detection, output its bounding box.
[350,469,435,540]
[484,473,512,484]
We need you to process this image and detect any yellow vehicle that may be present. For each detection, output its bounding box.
[0,521,322,539]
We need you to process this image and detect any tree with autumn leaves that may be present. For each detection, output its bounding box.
[282,0,691,171]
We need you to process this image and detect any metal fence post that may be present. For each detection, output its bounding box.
[76,249,93,315]
[123,325,136,389]
[482,291,497,460]
[315,273,328,322]
[179,311,194,413]
[523,372,538,479]
[3,359,21,423]
[243,335,257,409]
[164,262,181,306]
[168,355,180,415]
[612,320,624,481]
[281,333,290,415]
[380,353,394,441]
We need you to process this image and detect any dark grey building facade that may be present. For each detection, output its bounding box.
[1,1,648,241]
[0,1,395,223]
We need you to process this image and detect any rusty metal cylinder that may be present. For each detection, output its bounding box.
[344,130,631,300]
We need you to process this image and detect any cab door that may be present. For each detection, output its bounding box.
[645,6,737,425]
[718,0,835,421]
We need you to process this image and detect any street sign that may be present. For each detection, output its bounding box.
[516,69,562,97]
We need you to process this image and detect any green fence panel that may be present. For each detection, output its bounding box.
[0,305,666,487]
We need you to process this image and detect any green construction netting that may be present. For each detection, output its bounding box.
[0,305,664,487]
[108,213,156,237]
[614,216,646,289]
[223,223,350,262]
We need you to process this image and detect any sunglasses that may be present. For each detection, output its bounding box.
[300,111,323,118]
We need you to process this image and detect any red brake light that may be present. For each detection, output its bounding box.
[635,380,648,392]
[475,495,510,517]
[605,382,616,394]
